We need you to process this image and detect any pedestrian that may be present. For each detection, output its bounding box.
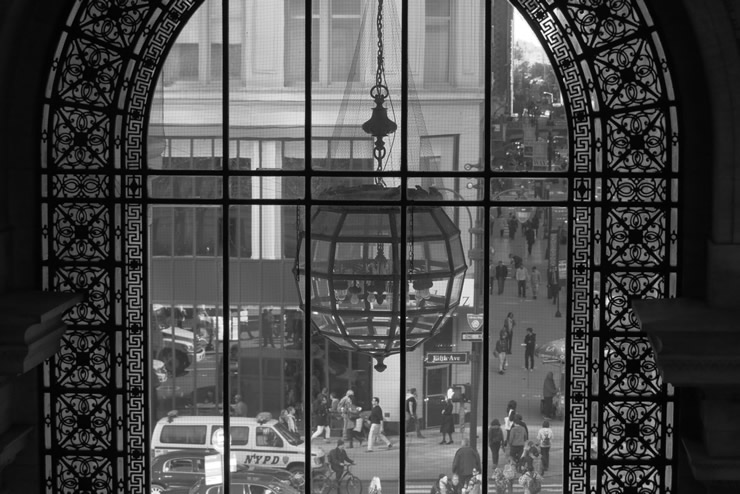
[430,474,449,494]
[515,264,529,298]
[548,267,560,304]
[507,415,527,462]
[232,394,247,417]
[448,474,463,494]
[261,308,275,348]
[504,400,517,437]
[525,225,536,256]
[488,419,505,468]
[285,406,297,433]
[327,439,355,482]
[517,441,539,475]
[338,390,359,448]
[440,395,455,444]
[367,397,392,452]
[502,458,518,494]
[518,463,543,494]
[508,214,518,240]
[491,466,510,494]
[495,335,508,374]
[406,387,425,438]
[542,372,558,419]
[452,437,481,485]
[523,327,536,371]
[462,469,482,494]
[530,266,541,299]
[495,261,508,295]
[508,253,523,271]
[537,420,553,474]
[368,476,382,494]
[311,393,331,441]
[503,313,516,353]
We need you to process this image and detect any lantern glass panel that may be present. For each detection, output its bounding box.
[450,272,465,306]
[311,278,332,307]
[327,335,353,349]
[314,313,340,334]
[411,241,452,272]
[449,234,465,269]
[311,240,332,271]
[339,211,395,239]
[432,207,462,237]
[333,241,364,267]
[312,210,343,236]
[409,210,441,240]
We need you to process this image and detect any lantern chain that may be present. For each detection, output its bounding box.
[374,0,385,92]
[294,205,302,283]
[408,204,414,274]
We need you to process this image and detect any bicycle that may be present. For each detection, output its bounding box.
[312,463,362,494]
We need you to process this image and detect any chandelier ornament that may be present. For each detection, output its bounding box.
[294,0,467,372]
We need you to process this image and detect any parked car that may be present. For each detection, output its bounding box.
[150,450,302,494]
[187,472,302,494]
[151,414,326,475]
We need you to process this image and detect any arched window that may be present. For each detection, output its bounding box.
[41,0,677,492]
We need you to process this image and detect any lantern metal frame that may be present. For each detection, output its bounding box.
[295,186,467,371]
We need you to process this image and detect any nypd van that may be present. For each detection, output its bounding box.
[151,415,325,475]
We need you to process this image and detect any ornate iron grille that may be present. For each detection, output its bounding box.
[40,0,678,492]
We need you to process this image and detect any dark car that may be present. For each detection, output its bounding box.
[187,472,302,494]
[151,450,301,494]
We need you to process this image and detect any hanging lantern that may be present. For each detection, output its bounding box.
[294,186,467,372]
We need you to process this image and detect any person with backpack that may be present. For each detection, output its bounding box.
[516,441,539,475]
[518,463,543,494]
[537,420,553,474]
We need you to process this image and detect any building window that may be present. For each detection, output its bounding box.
[425,0,452,85]
[285,0,362,86]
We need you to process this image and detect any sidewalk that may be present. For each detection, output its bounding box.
[336,421,564,487]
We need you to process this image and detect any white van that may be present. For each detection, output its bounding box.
[151,415,325,474]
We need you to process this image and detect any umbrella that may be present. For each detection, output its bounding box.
[535,338,565,365]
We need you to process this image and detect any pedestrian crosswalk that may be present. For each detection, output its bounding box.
[404,483,562,493]
[403,480,563,494]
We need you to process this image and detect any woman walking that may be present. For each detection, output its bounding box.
[503,313,516,353]
[440,395,455,444]
[488,419,504,468]
[542,372,558,419]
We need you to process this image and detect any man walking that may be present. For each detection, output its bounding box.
[405,388,425,438]
[530,266,541,299]
[523,327,536,371]
[452,437,481,486]
[495,261,508,295]
[367,397,392,452]
[515,264,529,298]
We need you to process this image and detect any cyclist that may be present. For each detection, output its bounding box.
[327,439,355,481]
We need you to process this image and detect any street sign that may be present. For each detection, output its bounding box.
[466,313,483,331]
[425,352,469,364]
[461,332,483,342]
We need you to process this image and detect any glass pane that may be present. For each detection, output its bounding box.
[488,205,566,485]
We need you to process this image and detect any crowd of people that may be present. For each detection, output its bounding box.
[483,400,552,493]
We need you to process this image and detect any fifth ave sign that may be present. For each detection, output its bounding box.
[424,352,469,364]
